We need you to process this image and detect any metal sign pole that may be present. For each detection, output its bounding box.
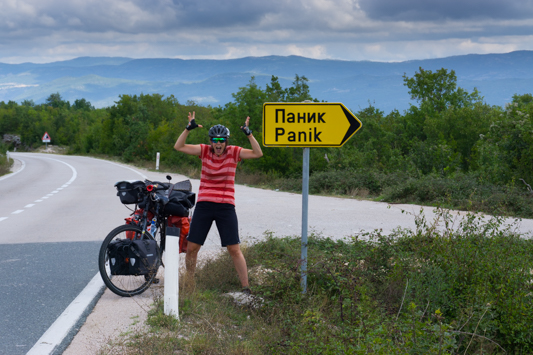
[262,100,362,294]
[301,147,310,293]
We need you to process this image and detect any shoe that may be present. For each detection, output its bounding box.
[241,287,252,295]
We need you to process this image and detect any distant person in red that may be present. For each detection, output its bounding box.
[174,112,263,294]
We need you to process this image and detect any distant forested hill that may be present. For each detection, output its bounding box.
[0,51,532,112]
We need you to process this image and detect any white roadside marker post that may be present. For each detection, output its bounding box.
[156,152,160,170]
[164,233,179,318]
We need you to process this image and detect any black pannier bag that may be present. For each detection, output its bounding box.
[115,180,145,204]
[107,239,132,275]
[107,238,159,276]
[128,239,159,275]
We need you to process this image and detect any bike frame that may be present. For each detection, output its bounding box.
[137,191,168,254]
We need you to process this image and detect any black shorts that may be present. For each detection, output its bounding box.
[187,201,240,247]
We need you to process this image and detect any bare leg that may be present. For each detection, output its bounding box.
[227,244,249,288]
[184,241,201,290]
[186,241,201,273]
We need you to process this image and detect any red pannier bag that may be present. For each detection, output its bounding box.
[124,209,154,240]
[167,215,190,253]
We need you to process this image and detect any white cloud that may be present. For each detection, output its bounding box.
[0,0,532,63]
[187,96,218,103]
[0,83,39,90]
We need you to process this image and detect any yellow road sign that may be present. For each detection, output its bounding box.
[262,102,362,147]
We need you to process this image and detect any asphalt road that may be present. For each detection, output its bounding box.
[0,153,150,355]
[0,242,101,354]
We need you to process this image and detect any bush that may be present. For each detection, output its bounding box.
[243,209,533,353]
[260,168,533,219]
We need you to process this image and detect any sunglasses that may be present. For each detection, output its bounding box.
[211,138,227,143]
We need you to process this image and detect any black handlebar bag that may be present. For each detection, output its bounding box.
[115,181,145,205]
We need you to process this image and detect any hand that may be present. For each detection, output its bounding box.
[186,111,203,131]
[241,116,252,136]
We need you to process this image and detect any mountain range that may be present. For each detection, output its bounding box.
[1,51,532,113]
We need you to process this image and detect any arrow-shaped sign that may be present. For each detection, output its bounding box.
[262,102,362,147]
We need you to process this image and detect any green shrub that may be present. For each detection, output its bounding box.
[243,209,533,353]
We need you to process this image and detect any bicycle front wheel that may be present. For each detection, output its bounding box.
[98,224,161,297]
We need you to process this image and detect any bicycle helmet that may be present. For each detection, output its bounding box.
[208,124,230,138]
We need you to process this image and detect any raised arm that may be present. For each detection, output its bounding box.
[239,116,263,159]
[174,111,202,156]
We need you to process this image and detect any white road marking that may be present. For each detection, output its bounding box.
[103,160,148,179]
[26,273,105,355]
[46,157,78,185]
[3,155,79,235]
[1,258,21,263]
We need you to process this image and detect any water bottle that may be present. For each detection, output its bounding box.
[150,218,157,236]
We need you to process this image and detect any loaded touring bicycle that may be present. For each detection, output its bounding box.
[98,176,195,297]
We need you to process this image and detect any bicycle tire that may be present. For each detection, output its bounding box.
[98,224,161,297]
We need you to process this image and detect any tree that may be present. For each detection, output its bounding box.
[265,76,286,102]
[403,67,481,113]
[45,92,70,109]
[73,98,94,111]
[21,99,35,107]
[512,93,533,108]
[285,74,315,102]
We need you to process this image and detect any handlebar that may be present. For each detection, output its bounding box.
[144,180,171,192]
[151,191,169,205]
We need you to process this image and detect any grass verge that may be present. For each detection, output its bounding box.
[0,153,12,176]
[101,209,533,354]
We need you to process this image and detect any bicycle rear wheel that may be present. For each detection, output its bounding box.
[98,224,161,297]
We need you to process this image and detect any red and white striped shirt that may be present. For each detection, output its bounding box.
[197,144,242,205]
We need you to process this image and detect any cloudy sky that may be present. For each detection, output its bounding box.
[1,0,533,64]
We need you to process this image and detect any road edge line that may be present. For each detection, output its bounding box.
[26,273,105,355]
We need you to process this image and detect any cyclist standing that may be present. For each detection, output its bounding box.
[174,112,263,293]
